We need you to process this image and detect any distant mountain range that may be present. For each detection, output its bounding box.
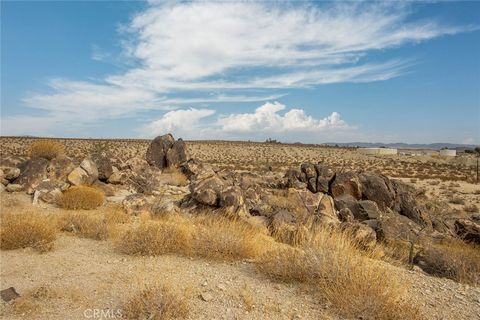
[324,142,478,150]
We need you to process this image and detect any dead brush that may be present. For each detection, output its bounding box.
[159,167,189,186]
[29,139,65,160]
[415,239,480,285]
[58,211,109,240]
[0,211,56,252]
[122,284,189,320]
[116,216,193,256]
[58,185,105,210]
[257,226,423,320]
[191,214,271,261]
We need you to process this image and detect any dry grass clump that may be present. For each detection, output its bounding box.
[58,185,105,210]
[257,227,422,320]
[116,216,193,256]
[160,168,189,186]
[417,239,480,285]
[58,211,109,240]
[122,285,188,320]
[29,139,65,160]
[192,214,270,261]
[0,212,56,252]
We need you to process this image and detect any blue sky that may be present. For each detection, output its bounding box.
[1,1,479,144]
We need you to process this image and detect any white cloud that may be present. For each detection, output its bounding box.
[16,1,472,136]
[141,102,351,141]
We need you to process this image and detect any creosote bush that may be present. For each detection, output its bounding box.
[29,139,65,160]
[0,212,56,252]
[122,285,188,320]
[58,185,105,210]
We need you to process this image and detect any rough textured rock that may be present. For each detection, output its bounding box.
[375,210,422,244]
[392,180,431,227]
[338,208,354,222]
[122,193,151,215]
[13,158,49,193]
[314,163,335,194]
[300,162,317,192]
[166,139,189,167]
[0,166,21,181]
[91,152,113,181]
[191,175,225,206]
[107,170,129,185]
[359,172,395,210]
[330,172,362,200]
[146,134,175,168]
[47,156,76,182]
[454,218,480,244]
[67,159,99,186]
[33,179,64,204]
[6,184,24,192]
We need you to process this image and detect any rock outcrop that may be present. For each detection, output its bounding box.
[146,134,189,169]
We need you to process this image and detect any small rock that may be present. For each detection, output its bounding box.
[200,292,213,302]
[1,287,20,302]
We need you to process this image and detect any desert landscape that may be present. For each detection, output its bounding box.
[0,135,479,320]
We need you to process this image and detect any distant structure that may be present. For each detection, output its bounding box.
[439,149,456,157]
[358,147,398,155]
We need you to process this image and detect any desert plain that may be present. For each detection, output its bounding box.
[0,135,479,320]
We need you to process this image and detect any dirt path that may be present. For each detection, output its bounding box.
[1,235,479,320]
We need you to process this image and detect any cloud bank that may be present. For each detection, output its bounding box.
[3,1,471,137]
[141,101,351,141]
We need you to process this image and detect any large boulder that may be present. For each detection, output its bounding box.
[91,151,113,181]
[330,172,362,200]
[166,139,189,167]
[359,172,395,210]
[13,158,49,193]
[0,166,20,181]
[47,155,76,182]
[392,180,430,227]
[300,162,317,192]
[190,175,225,206]
[315,163,335,194]
[146,134,175,168]
[67,159,98,186]
[33,179,65,204]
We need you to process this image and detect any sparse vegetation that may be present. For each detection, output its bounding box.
[29,139,65,160]
[416,239,480,285]
[122,284,189,320]
[0,212,56,252]
[59,211,109,240]
[257,227,422,320]
[58,185,105,210]
[116,216,193,256]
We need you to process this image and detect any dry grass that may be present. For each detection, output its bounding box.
[29,139,65,160]
[122,284,189,320]
[116,212,270,261]
[116,216,193,256]
[417,239,480,285]
[191,214,270,261]
[257,227,422,320]
[160,167,189,186]
[58,185,105,210]
[58,211,109,240]
[0,211,56,252]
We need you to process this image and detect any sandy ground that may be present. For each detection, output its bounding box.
[1,232,480,320]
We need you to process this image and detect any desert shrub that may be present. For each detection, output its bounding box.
[0,212,56,252]
[271,224,311,247]
[122,285,188,320]
[416,239,480,285]
[192,214,269,261]
[29,139,65,160]
[58,186,105,210]
[59,211,108,240]
[159,168,189,186]
[257,227,422,320]
[116,217,193,256]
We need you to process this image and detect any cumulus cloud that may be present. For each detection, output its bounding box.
[141,102,351,141]
[15,1,473,136]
